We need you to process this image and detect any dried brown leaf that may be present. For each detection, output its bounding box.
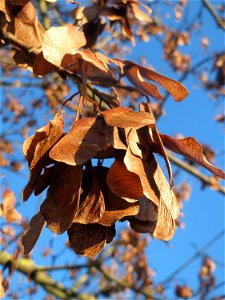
[176,286,193,299]
[93,166,139,226]
[161,134,225,179]
[33,52,57,76]
[130,2,152,22]
[124,60,189,101]
[139,102,173,186]
[61,50,117,86]
[124,147,179,240]
[22,211,46,254]
[68,223,115,257]
[22,113,64,200]
[128,217,156,234]
[49,117,108,166]
[23,113,64,168]
[0,189,22,223]
[34,165,55,196]
[42,24,86,67]
[107,158,143,202]
[1,2,44,53]
[125,127,151,160]
[102,126,127,150]
[135,196,158,222]
[125,65,163,100]
[13,50,35,72]
[101,107,155,129]
[74,173,105,224]
[124,147,159,206]
[40,163,82,234]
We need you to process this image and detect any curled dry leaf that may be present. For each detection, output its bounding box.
[0,189,22,223]
[94,166,139,226]
[128,217,156,234]
[125,65,163,100]
[22,113,64,200]
[107,158,143,202]
[68,223,115,258]
[175,285,193,299]
[74,173,105,224]
[125,126,152,160]
[0,1,44,54]
[40,163,82,234]
[139,102,173,186]
[34,164,55,196]
[33,52,57,76]
[124,60,189,101]
[7,0,30,5]
[42,24,86,67]
[130,1,152,23]
[124,147,159,206]
[160,134,225,179]
[100,106,155,129]
[135,196,158,222]
[22,211,46,254]
[61,50,117,85]
[124,147,179,240]
[101,126,127,150]
[49,117,108,166]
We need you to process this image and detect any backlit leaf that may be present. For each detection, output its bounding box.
[74,173,105,224]
[124,60,189,101]
[101,107,155,129]
[40,163,82,234]
[42,24,86,67]
[93,167,139,226]
[68,223,115,258]
[161,134,225,179]
[22,211,46,254]
[124,147,179,240]
[107,158,143,202]
[0,189,22,223]
[49,117,108,165]
[22,113,64,200]
[125,65,163,100]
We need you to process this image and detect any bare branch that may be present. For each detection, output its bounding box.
[167,152,225,195]
[0,251,96,300]
[202,0,225,30]
[162,230,225,285]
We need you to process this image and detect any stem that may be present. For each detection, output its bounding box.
[202,0,225,30]
[167,152,225,195]
[161,230,225,285]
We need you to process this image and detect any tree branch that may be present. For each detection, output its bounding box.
[94,264,160,299]
[167,152,225,195]
[162,229,225,285]
[202,0,225,30]
[0,251,96,300]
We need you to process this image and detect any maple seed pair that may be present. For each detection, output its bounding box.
[22,104,225,257]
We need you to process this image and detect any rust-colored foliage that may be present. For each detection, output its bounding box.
[21,102,225,257]
[0,189,22,223]
[0,0,224,259]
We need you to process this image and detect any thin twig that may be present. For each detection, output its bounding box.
[0,251,96,300]
[161,230,225,285]
[95,264,162,299]
[167,152,225,195]
[202,0,225,30]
